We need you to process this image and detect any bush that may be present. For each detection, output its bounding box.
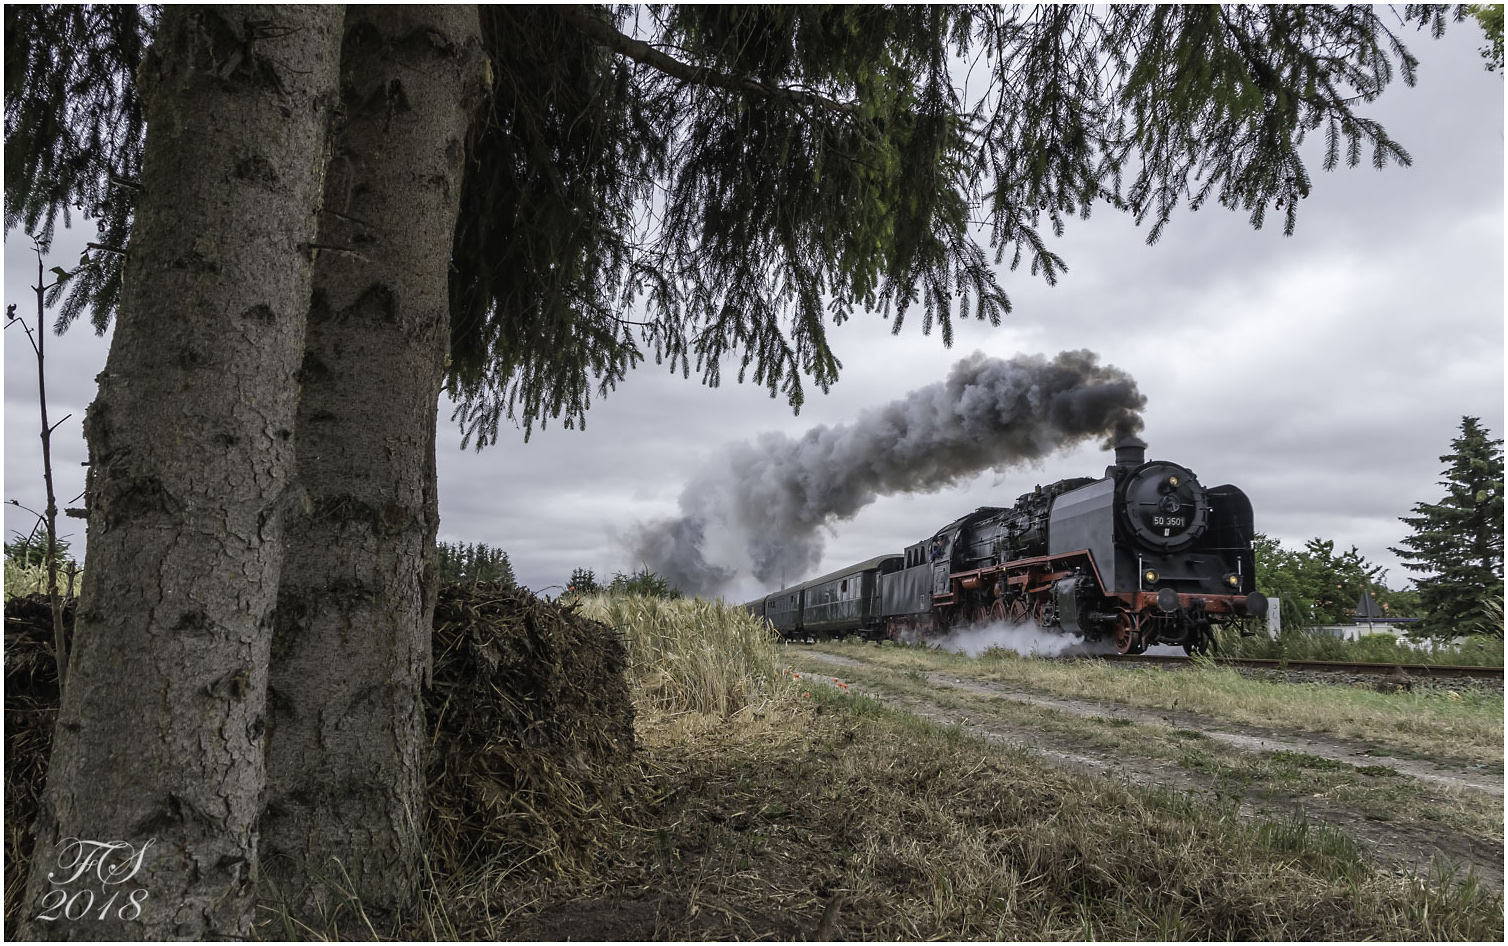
[1427,634,1504,666]
[1215,626,1503,666]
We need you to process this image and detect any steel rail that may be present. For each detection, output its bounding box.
[1083,653,1504,680]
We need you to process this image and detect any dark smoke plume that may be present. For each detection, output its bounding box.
[630,350,1144,596]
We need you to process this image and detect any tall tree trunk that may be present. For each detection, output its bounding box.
[18,6,342,940]
[260,5,485,924]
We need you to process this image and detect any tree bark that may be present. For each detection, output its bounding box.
[260,5,486,925]
[18,6,342,940]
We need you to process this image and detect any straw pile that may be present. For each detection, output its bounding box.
[424,583,636,882]
[3,584,635,930]
[4,593,72,934]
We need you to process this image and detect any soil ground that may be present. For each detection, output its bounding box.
[784,646,1505,893]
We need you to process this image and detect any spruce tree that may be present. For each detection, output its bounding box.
[1390,417,1505,638]
[486,544,518,586]
[447,4,1458,443]
[15,7,344,938]
[259,7,486,920]
[568,567,601,594]
[5,2,1479,930]
[3,4,152,330]
[3,533,72,569]
[438,540,517,585]
[10,5,1466,435]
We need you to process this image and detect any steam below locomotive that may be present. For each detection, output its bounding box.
[744,438,1268,655]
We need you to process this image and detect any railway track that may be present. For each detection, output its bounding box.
[1084,653,1504,681]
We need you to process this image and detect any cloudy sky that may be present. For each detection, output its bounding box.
[5,19,1502,604]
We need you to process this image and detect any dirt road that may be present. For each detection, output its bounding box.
[786,648,1505,892]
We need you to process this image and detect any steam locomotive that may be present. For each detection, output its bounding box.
[744,438,1268,655]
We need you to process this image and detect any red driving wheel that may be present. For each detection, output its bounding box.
[1114,610,1144,654]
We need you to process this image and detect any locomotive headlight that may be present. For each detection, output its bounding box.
[1143,569,1159,585]
[1224,573,1240,589]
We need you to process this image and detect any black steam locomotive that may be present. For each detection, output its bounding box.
[745,438,1268,654]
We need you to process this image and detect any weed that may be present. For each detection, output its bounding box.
[1179,749,1217,771]
[1246,809,1368,882]
[1267,750,1352,771]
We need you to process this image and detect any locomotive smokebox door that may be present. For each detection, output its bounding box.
[1119,461,1210,552]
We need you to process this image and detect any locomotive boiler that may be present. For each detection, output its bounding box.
[746,438,1268,655]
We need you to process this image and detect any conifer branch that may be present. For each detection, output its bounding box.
[556,5,858,117]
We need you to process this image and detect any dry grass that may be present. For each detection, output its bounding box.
[428,598,1501,940]
[3,595,64,934]
[476,687,1504,941]
[4,561,47,598]
[9,593,1502,941]
[3,561,80,600]
[811,639,1505,765]
[419,585,635,888]
[6,586,638,941]
[576,594,794,716]
[811,660,1504,848]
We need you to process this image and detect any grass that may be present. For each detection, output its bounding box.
[575,593,794,716]
[2,561,80,599]
[809,637,1504,766]
[790,655,1504,846]
[404,597,1501,941]
[461,683,1502,940]
[13,590,1499,939]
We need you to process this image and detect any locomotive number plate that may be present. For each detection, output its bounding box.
[1152,516,1186,527]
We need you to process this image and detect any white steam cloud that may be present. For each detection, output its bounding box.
[932,621,1121,658]
[629,350,1145,596]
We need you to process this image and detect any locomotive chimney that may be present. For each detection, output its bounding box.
[1114,435,1147,469]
